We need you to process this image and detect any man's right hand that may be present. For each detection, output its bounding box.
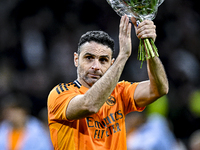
[119,15,132,58]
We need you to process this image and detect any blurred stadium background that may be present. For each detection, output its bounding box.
[0,0,200,149]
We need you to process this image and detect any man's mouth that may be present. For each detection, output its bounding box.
[88,73,101,78]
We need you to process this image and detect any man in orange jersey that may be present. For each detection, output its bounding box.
[47,15,169,150]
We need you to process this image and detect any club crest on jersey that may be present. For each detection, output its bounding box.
[106,96,116,106]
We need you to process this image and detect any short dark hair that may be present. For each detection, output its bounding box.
[77,31,115,56]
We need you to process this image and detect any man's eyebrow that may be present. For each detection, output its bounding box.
[84,53,110,59]
[100,55,110,59]
[83,53,95,57]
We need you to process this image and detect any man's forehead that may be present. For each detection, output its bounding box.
[79,41,113,56]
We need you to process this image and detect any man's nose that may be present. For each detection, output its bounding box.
[91,59,100,70]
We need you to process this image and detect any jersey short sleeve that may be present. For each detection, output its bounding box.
[117,81,145,115]
[48,83,80,122]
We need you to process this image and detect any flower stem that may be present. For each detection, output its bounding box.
[150,38,159,57]
[145,38,155,58]
[138,38,159,68]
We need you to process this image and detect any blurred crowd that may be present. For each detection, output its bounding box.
[0,0,200,149]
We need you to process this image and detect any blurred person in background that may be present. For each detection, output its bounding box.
[126,111,187,150]
[0,92,53,150]
[189,130,200,150]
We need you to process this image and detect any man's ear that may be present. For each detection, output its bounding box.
[74,52,79,67]
[111,58,115,65]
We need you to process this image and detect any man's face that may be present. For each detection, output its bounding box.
[74,41,114,88]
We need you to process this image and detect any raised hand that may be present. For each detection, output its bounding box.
[131,17,157,42]
[119,15,132,57]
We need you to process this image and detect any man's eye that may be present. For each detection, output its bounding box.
[86,56,93,60]
[100,58,108,63]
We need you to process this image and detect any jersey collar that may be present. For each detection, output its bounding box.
[73,80,82,88]
[73,80,89,92]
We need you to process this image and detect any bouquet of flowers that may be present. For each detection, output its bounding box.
[107,0,164,68]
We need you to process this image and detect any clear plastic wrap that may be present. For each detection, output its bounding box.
[107,0,164,22]
[107,0,165,68]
